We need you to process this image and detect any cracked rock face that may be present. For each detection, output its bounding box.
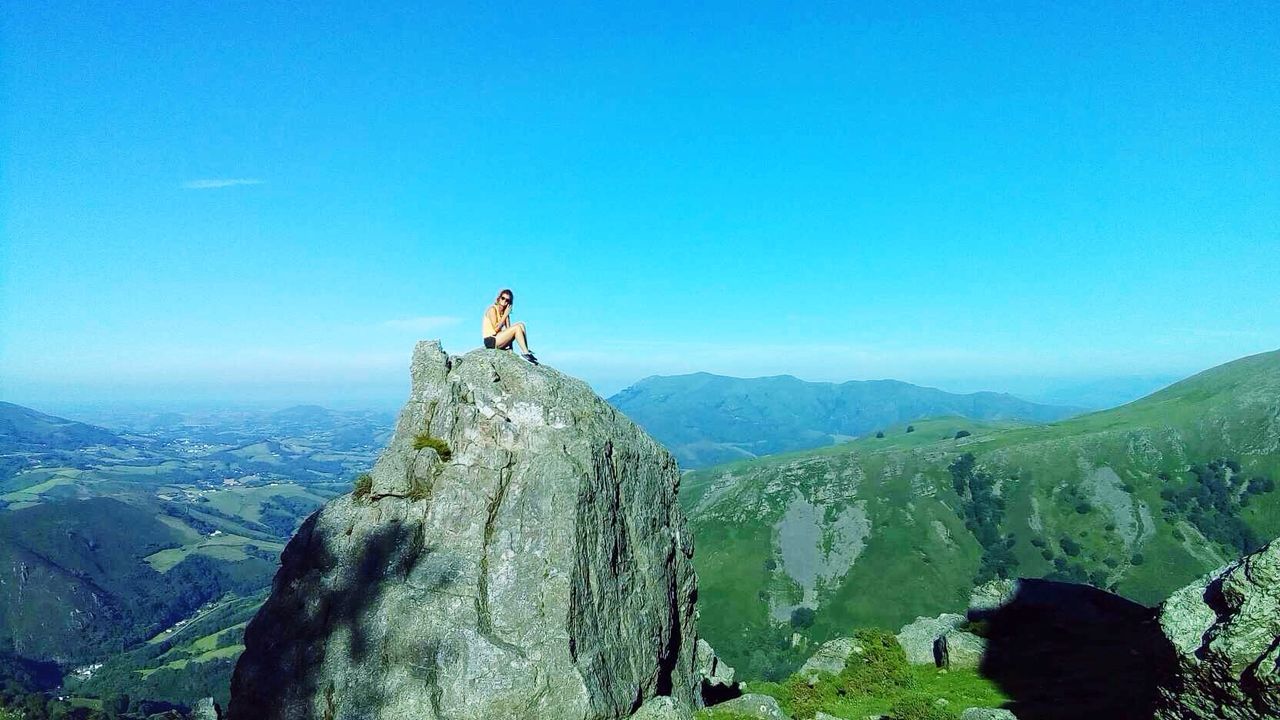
[1155,537,1280,720]
[228,342,699,720]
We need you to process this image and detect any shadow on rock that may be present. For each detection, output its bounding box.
[229,512,434,720]
[971,579,1177,720]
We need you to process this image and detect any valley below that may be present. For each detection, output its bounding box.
[0,403,394,712]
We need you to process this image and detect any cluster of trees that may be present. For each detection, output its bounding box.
[0,653,56,719]
[257,495,320,536]
[1160,459,1274,555]
[0,693,190,720]
[948,453,1018,583]
[0,656,161,720]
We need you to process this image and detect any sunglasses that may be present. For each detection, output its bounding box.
[500,296,512,302]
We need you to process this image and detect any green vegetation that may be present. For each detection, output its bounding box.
[888,695,958,720]
[412,434,452,460]
[74,591,266,709]
[791,607,817,629]
[407,433,450,500]
[707,629,1006,720]
[0,401,379,713]
[948,454,1017,583]
[685,349,1280,680]
[1159,458,1273,555]
[353,472,373,501]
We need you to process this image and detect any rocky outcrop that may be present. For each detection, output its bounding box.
[896,601,988,671]
[192,698,221,720]
[228,342,699,720]
[711,693,789,719]
[896,613,965,666]
[631,696,694,720]
[695,638,741,703]
[1155,538,1280,719]
[796,636,863,683]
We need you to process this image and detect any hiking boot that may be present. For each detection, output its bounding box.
[523,353,539,366]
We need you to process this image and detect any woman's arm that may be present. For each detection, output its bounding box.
[482,307,499,337]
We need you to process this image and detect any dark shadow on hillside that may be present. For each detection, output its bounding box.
[971,579,1177,720]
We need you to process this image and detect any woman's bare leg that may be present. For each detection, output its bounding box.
[493,322,530,353]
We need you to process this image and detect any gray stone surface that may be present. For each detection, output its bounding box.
[967,579,1019,614]
[631,696,693,720]
[695,638,740,696]
[940,629,988,670]
[712,693,789,719]
[1155,537,1280,719]
[896,613,964,665]
[798,636,863,682]
[192,698,221,720]
[960,709,1017,720]
[228,342,699,720]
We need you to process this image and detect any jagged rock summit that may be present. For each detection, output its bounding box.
[229,341,700,720]
[1156,536,1280,719]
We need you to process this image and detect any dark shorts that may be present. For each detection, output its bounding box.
[484,336,512,350]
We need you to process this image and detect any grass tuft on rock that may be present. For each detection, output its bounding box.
[352,473,372,501]
[413,434,452,460]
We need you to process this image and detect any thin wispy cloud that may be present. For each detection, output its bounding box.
[181,178,265,190]
[381,316,462,332]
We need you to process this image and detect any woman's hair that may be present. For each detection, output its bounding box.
[494,288,514,305]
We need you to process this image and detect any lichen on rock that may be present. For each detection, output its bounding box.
[228,341,699,719]
[1155,537,1280,719]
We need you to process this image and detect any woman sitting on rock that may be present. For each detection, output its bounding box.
[482,288,537,364]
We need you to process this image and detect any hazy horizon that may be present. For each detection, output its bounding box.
[2,353,1196,419]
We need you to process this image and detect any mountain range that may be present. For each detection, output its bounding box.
[0,401,124,453]
[608,373,1081,468]
[680,349,1280,679]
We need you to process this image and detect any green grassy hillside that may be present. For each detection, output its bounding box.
[70,591,267,709]
[683,349,1280,679]
[0,498,273,665]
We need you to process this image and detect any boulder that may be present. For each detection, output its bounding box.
[896,613,964,665]
[631,696,693,720]
[695,638,742,703]
[192,698,221,720]
[712,693,789,719]
[1155,537,1280,719]
[960,709,1017,720]
[937,629,988,670]
[228,342,699,720]
[896,613,986,669]
[797,636,862,683]
[968,579,1019,615]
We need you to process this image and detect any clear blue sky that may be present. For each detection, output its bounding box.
[2,1,1277,408]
